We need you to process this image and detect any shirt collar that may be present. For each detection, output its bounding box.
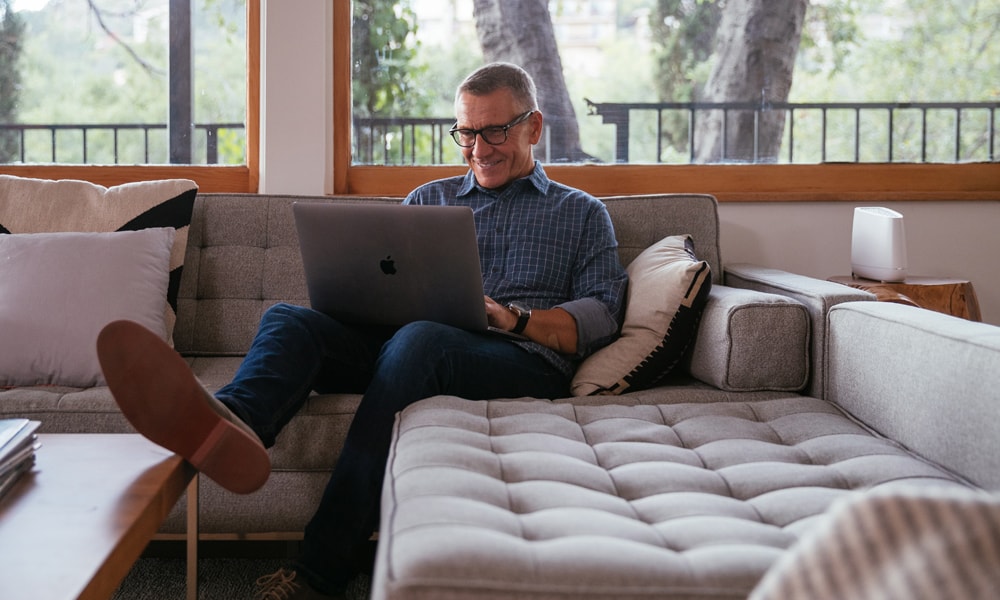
[457,161,551,197]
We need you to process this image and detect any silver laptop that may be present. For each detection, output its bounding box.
[292,202,524,339]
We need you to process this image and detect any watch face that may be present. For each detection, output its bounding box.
[509,301,530,315]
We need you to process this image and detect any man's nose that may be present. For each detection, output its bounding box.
[471,134,493,154]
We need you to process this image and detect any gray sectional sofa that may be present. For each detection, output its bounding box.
[373,301,1000,599]
[3,192,998,598]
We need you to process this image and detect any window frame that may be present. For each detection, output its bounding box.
[332,2,998,202]
[0,2,261,193]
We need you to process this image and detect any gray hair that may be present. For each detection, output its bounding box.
[455,62,539,113]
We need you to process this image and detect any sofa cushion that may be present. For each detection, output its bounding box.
[0,175,197,344]
[751,486,1000,600]
[687,285,810,392]
[374,395,969,600]
[0,229,175,387]
[571,235,711,395]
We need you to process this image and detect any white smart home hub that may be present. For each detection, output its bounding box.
[851,207,908,282]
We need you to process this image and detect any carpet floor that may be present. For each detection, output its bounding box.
[114,555,371,599]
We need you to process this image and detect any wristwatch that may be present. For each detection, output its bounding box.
[507,301,532,335]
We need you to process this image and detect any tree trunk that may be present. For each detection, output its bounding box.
[695,0,807,163]
[472,0,590,162]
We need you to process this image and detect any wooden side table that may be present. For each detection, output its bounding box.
[828,275,982,322]
[0,434,196,600]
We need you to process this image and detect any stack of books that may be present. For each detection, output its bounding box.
[0,419,41,502]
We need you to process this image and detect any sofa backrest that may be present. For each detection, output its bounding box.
[600,194,721,280]
[173,193,721,356]
[826,301,1000,490]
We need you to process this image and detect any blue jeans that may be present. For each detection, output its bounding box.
[216,303,569,593]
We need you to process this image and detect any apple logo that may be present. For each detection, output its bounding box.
[379,255,397,275]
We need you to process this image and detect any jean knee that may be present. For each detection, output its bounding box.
[262,302,306,322]
[379,321,458,367]
[394,320,459,348]
[260,302,329,331]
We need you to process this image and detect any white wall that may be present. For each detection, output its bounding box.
[720,202,1000,325]
[259,4,1000,326]
[258,0,332,195]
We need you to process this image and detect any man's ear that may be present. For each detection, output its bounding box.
[528,111,544,145]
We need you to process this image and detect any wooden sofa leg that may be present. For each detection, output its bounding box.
[186,474,199,600]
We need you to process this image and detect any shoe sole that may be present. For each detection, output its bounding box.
[97,320,271,494]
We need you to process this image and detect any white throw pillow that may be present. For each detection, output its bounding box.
[0,228,175,387]
[571,234,711,395]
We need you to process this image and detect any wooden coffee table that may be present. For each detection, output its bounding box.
[0,434,195,600]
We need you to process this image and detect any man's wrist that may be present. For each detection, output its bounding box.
[507,302,531,334]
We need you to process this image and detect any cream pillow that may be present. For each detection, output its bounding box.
[572,234,711,395]
[0,229,175,387]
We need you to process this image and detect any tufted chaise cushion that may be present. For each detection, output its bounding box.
[373,395,971,600]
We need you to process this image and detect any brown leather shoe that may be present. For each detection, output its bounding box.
[253,568,343,600]
[97,319,271,494]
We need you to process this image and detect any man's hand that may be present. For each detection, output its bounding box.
[484,296,578,354]
[484,296,518,331]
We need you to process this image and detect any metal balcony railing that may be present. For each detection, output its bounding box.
[0,122,245,164]
[353,116,459,166]
[4,102,997,166]
[353,101,998,166]
[586,100,999,163]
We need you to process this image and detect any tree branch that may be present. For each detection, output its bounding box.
[86,0,165,76]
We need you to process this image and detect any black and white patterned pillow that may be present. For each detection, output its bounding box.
[0,175,197,344]
[571,234,711,395]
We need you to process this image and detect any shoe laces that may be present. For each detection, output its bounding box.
[253,567,302,600]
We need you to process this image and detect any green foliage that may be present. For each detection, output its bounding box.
[352,0,482,165]
[646,0,722,158]
[214,126,244,164]
[790,0,1000,163]
[411,21,481,117]
[650,0,722,102]
[564,33,660,163]
[0,0,25,161]
[352,0,428,118]
[798,0,863,74]
[10,0,245,165]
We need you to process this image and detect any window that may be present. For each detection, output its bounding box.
[337,0,998,200]
[0,0,257,192]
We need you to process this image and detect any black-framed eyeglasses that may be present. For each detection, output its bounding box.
[449,110,535,147]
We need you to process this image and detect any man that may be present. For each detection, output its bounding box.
[98,62,628,599]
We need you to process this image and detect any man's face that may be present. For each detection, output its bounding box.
[454,89,542,190]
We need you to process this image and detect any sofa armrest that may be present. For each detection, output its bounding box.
[724,263,875,398]
[827,302,1000,490]
[688,285,810,392]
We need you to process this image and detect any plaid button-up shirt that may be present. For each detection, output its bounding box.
[405,162,628,376]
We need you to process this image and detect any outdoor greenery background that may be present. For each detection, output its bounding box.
[1,0,997,165]
[1,0,245,164]
[355,0,998,165]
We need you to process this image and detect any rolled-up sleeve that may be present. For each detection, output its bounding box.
[557,202,628,358]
